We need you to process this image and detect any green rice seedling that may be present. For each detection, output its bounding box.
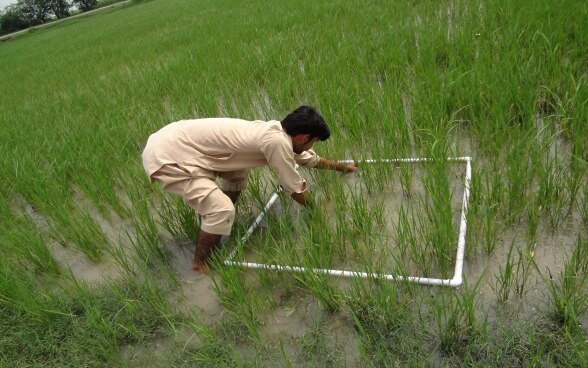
[392,205,412,263]
[432,278,486,355]
[513,247,535,297]
[399,163,415,198]
[564,155,584,218]
[298,310,328,360]
[581,185,588,230]
[177,328,259,367]
[107,240,138,279]
[73,152,128,221]
[348,188,372,231]
[412,219,435,277]
[487,162,506,213]
[5,222,60,275]
[546,268,587,333]
[125,183,170,269]
[1,273,176,367]
[158,194,199,243]
[268,223,298,265]
[504,133,535,224]
[421,161,456,276]
[210,259,260,341]
[348,276,410,335]
[0,256,46,317]
[355,160,384,197]
[347,276,419,366]
[538,159,573,231]
[463,162,489,257]
[526,196,542,251]
[394,199,423,270]
[535,236,588,332]
[352,201,386,265]
[1,0,587,364]
[331,188,352,261]
[569,235,588,275]
[491,241,516,303]
[254,265,278,292]
[278,340,294,368]
[366,161,395,196]
[293,268,341,313]
[300,228,335,271]
[49,207,109,263]
[244,170,273,212]
[482,205,500,255]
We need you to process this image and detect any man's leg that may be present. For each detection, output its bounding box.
[185,175,236,273]
[152,164,234,272]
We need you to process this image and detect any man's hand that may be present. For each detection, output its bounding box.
[316,157,359,174]
[291,191,313,207]
[316,157,359,175]
[344,162,359,174]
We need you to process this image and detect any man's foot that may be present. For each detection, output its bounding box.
[193,230,222,273]
[193,261,210,274]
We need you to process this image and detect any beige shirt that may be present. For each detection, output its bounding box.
[141,118,320,194]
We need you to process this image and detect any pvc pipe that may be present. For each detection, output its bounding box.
[226,190,281,261]
[337,156,471,164]
[223,156,473,287]
[224,260,457,286]
[241,191,280,243]
[450,158,472,287]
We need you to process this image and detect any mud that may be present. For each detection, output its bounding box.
[166,242,224,321]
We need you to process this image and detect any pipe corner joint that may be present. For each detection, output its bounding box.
[449,276,463,287]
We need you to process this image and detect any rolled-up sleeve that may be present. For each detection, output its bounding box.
[259,132,307,195]
[294,149,320,168]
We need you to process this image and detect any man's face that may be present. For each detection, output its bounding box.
[292,134,319,154]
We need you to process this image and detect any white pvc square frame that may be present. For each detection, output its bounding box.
[224,157,472,287]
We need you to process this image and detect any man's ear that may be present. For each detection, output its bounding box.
[292,134,310,144]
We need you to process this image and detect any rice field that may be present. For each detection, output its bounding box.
[0,0,587,366]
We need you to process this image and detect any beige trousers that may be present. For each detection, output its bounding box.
[151,164,249,235]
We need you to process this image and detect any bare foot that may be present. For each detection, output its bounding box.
[193,262,210,274]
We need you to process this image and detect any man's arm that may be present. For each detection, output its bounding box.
[315,157,359,173]
[292,158,357,206]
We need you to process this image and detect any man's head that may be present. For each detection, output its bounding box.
[281,105,330,154]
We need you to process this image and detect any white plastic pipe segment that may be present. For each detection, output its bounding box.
[224,156,473,287]
[226,190,281,261]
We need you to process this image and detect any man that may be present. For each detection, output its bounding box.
[141,105,358,273]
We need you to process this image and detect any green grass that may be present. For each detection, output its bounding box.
[1,0,587,366]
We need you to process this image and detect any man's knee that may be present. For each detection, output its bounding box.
[200,207,235,235]
[189,188,236,235]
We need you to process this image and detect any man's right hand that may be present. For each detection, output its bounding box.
[291,191,312,207]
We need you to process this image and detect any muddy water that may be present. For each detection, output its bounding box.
[242,162,468,279]
[166,242,225,321]
[461,208,585,320]
[235,160,586,327]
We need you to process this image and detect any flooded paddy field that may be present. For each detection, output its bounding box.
[1,0,586,366]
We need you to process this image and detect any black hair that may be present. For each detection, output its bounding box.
[280,105,331,141]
